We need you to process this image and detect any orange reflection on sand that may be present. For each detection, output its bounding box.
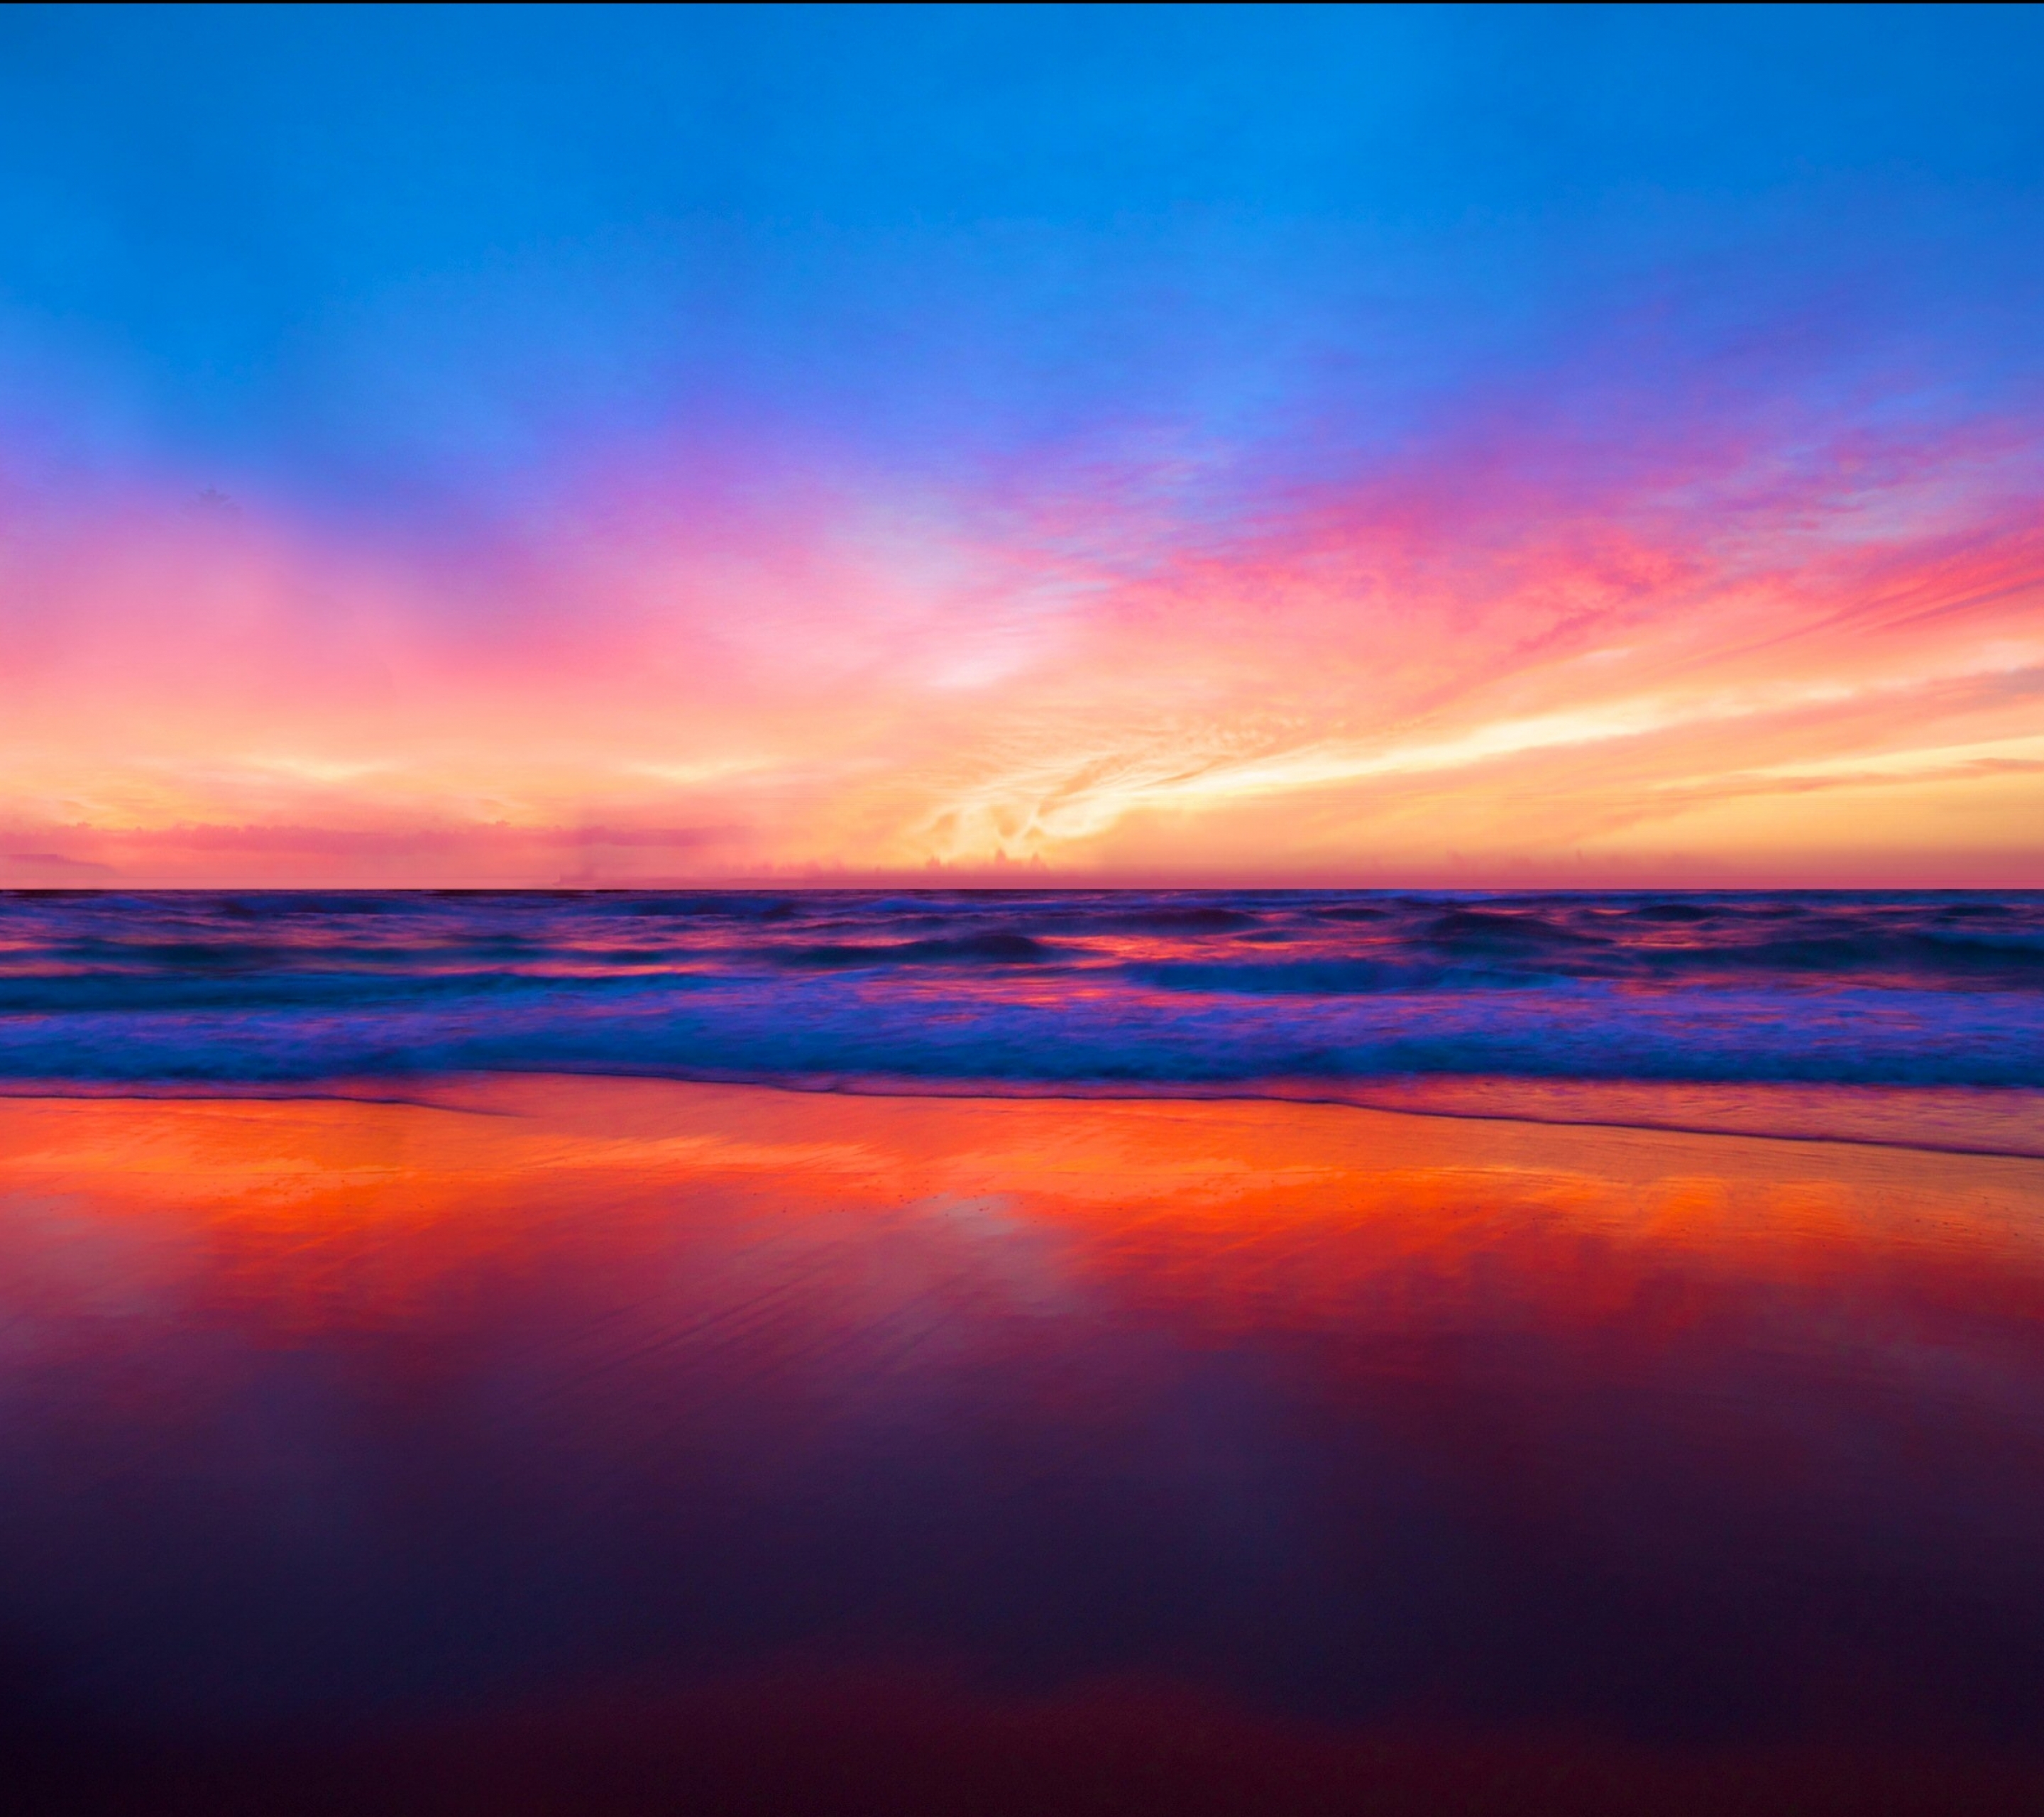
[4,1079,2044,1275]
[4,1078,2043,1345]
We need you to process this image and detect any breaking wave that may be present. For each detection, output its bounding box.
[0,891,2038,1110]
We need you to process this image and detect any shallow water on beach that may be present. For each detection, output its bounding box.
[3,1077,2042,1811]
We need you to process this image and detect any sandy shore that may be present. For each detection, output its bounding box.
[3,1077,2042,1811]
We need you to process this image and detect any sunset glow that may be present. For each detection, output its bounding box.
[3,8,2039,885]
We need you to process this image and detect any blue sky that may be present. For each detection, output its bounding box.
[1,4,2037,512]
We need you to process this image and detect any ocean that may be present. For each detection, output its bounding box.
[4,887,2041,1101]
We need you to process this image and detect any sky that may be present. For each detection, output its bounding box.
[1,2,2041,887]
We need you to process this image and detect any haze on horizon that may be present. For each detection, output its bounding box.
[2,4,2040,889]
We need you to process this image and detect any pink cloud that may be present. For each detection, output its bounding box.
[2,379,2039,886]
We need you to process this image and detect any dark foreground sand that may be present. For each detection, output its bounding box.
[2,1078,2041,1813]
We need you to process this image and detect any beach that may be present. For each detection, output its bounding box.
[9,9,2043,1805]
[5,1075,2042,1811]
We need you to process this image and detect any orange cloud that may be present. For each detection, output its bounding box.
[2,405,2039,886]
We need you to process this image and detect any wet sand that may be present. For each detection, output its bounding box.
[2,1077,2042,1812]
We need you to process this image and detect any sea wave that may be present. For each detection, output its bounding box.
[0,889,2040,1094]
